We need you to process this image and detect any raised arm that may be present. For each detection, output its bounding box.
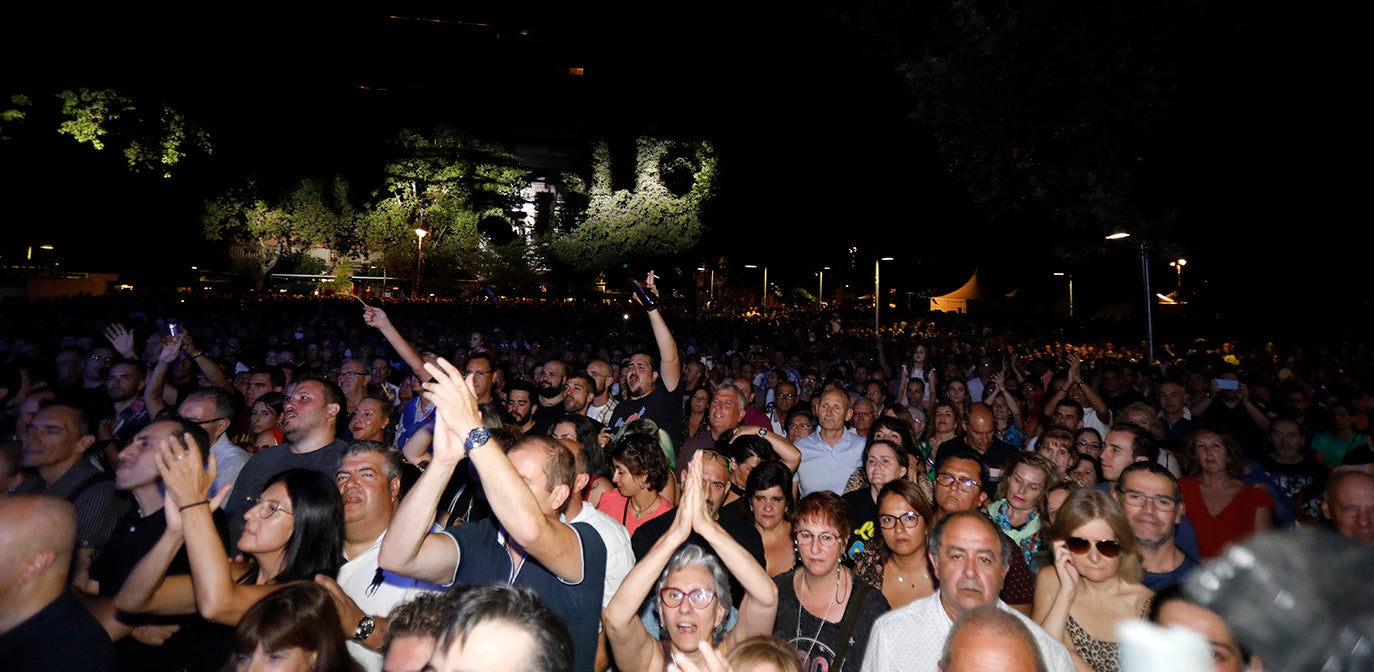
[378,396,466,584]
[364,306,431,383]
[181,333,232,392]
[424,358,586,582]
[640,272,682,392]
[157,433,276,625]
[1032,542,1078,640]
[732,425,801,474]
[688,454,778,644]
[143,337,182,418]
[603,458,698,672]
[112,495,196,617]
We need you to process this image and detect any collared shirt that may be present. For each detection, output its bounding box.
[32,458,128,550]
[796,427,866,497]
[207,433,250,497]
[339,530,444,672]
[861,593,1075,672]
[586,398,618,426]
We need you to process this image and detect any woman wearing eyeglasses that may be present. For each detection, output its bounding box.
[1033,488,1153,672]
[852,480,935,610]
[117,434,344,628]
[772,491,890,672]
[603,452,778,672]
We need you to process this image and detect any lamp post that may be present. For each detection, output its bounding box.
[874,257,893,331]
[1169,258,1187,290]
[745,265,768,309]
[1054,272,1074,318]
[413,226,428,297]
[817,267,829,305]
[1106,232,1154,366]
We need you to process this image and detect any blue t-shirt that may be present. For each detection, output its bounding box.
[444,518,606,672]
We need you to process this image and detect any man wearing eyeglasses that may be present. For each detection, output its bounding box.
[1115,461,1199,592]
[931,448,1037,616]
[338,358,374,421]
[177,387,249,497]
[768,380,800,435]
[862,511,1075,672]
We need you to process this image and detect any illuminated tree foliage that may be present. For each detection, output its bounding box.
[53,88,211,177]
[201,175,359,290]
[540,137,718,273]
[368,127,529,282]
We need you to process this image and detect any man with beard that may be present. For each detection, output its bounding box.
[1115,461,1199,591]
[224,375,349,551]
[505,380,538,437]
[96,358,151,466]
[1261,417,1330,525]
[530,359,570,436]
[583,360,618,426]
[608,272,685,449]
[561,371,596,416]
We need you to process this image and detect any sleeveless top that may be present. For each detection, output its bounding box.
[1066,597,1153,672]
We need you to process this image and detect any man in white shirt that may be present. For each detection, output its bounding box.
[862,511,1074,672]
[316,442,443,672]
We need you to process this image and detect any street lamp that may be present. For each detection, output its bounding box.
[413,226,428,297]
[874,257,893,331]
[1054,272,1074,318]
[744,265,768,309]
[817,267,829,305]
[1170,258,1187,290]
[1105,232,1154,366]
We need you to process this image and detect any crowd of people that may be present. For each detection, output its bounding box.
[1,278,1372,672]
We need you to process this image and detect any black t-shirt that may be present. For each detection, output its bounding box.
[90,507,234,672]
[842,489,879,561]
[630,505,765,607]
[610,383,685,450]
[1261,455,1331,524]
[0,590,115,672]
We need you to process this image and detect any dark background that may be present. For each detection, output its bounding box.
[1,4,1363,326]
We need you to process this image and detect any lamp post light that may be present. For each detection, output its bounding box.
[874,257,893,331]
[412,226,428,298]
[1106,232,1154,366]
[1054,272,1075,318]
[1170,258,1187,290]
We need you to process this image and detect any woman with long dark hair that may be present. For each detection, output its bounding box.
[117,433,344,627]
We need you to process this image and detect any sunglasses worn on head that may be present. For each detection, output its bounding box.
[1065,536,1122,558]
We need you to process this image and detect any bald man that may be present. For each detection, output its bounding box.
[1324,469,1374,544]
[0,494,114,671]
[939,605,1048,672]
[934,404,1020,495]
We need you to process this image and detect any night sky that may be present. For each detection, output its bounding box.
[2,4,1361,324]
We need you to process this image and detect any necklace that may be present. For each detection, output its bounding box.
[888,560,930,586]
[628,493,658,518]
[795,567,844,665]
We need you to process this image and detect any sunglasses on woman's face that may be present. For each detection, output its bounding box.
[1065,536,1122,558]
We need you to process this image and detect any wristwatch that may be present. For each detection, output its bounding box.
[465,427,492,451]
[353,615,375,642]
[757,427,768,438]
